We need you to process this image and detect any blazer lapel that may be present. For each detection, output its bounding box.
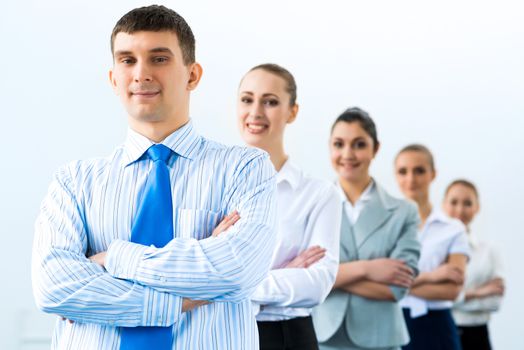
[339,208,357,262]
[353,184,393,248]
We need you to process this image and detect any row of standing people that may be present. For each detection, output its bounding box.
[231,64,505,350]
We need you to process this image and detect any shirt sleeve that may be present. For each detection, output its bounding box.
[449,224,471,259]
[250,184,342,308]
[491,243,504,278]
[105,152,277,302]
[389,202,422,301]
[32,166,182,327]
[454,243,504,312]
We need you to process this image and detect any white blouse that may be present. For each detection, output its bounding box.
[400,209,470,317]
[453,234,503,326]
[251,160,342,321]
[338,180,374,224]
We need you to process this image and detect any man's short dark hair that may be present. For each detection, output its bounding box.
[111,5,195,65]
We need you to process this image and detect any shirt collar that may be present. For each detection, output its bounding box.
[276,159,301,190]
[121,121,201,166]
[336,179,375,205]
[467,232,479,248]
[426,208,451,225]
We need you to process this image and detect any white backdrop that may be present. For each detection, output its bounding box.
[1,0,523,349]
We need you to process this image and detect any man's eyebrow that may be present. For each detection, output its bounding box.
[150,47,174,55]
[113,48,175,56]
[114,50,133,57]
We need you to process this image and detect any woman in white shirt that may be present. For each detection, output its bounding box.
[394,144,470,350]
[313,108,421,350]
[236,63,342,350]
[444,179,504,350]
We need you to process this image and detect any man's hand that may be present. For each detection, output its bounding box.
[89,251,107,267]
[364,258,414,288]
[182,298,210,312]
[212,211,240,237]
[284,246,326,268]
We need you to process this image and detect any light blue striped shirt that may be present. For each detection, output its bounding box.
[32,121,277,349]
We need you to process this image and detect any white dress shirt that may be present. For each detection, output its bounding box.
[32,122,277,350]
[453,234,503,326]
[338,180,374,224]
[251,160,342,321]
[400,209,470,318]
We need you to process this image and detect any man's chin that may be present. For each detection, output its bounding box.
[129,112,164,123]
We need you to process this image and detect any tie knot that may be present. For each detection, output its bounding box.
[146,144,172,163]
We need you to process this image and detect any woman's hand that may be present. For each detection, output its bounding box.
[284,246,326,268]
[473,277,505,298]
[428,263,464,284]
[364,258,414,288]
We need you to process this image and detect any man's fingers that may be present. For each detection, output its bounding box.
[212,211,240,237]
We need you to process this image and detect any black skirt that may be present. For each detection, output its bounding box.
[457,324,492,350]
[401,309,462,350]
[257,316,319,350]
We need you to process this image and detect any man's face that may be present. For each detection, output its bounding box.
[110,31,200,129]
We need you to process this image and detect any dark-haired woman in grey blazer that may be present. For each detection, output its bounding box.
[313,108,421,350]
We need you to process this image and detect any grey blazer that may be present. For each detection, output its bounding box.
[312,182,420,348]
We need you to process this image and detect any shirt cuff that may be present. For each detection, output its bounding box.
[389,285,408,301]
[105,239,148,281]
[142,287,182,327]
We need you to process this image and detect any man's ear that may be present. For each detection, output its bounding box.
[109,69,118,94]
[187,62,203,91]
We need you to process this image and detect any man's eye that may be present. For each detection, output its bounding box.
[153,56,168,63]
[121,58,135,64]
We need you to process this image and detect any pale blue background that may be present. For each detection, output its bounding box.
[1,0,523,349]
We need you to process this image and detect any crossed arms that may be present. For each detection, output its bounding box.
[32,155,276,327]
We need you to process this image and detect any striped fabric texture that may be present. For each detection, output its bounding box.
[32,121,277,349]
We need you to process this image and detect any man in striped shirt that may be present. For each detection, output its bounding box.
[31,5,277,349]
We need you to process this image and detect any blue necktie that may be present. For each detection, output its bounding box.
[120,144,175,350]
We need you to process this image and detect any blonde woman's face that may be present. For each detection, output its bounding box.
[236,69,296,150]
[394,151,435,202]
[443,184,479,226]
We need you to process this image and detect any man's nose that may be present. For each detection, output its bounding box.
[133,62,153,83]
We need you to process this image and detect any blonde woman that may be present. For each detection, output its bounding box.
[235,63,341,350]
[395,144,470,350]
[444,179,504,350]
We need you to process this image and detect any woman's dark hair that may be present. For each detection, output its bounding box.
[445,179,479,199]
[331,107,379,151]
[395,144,435,171]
